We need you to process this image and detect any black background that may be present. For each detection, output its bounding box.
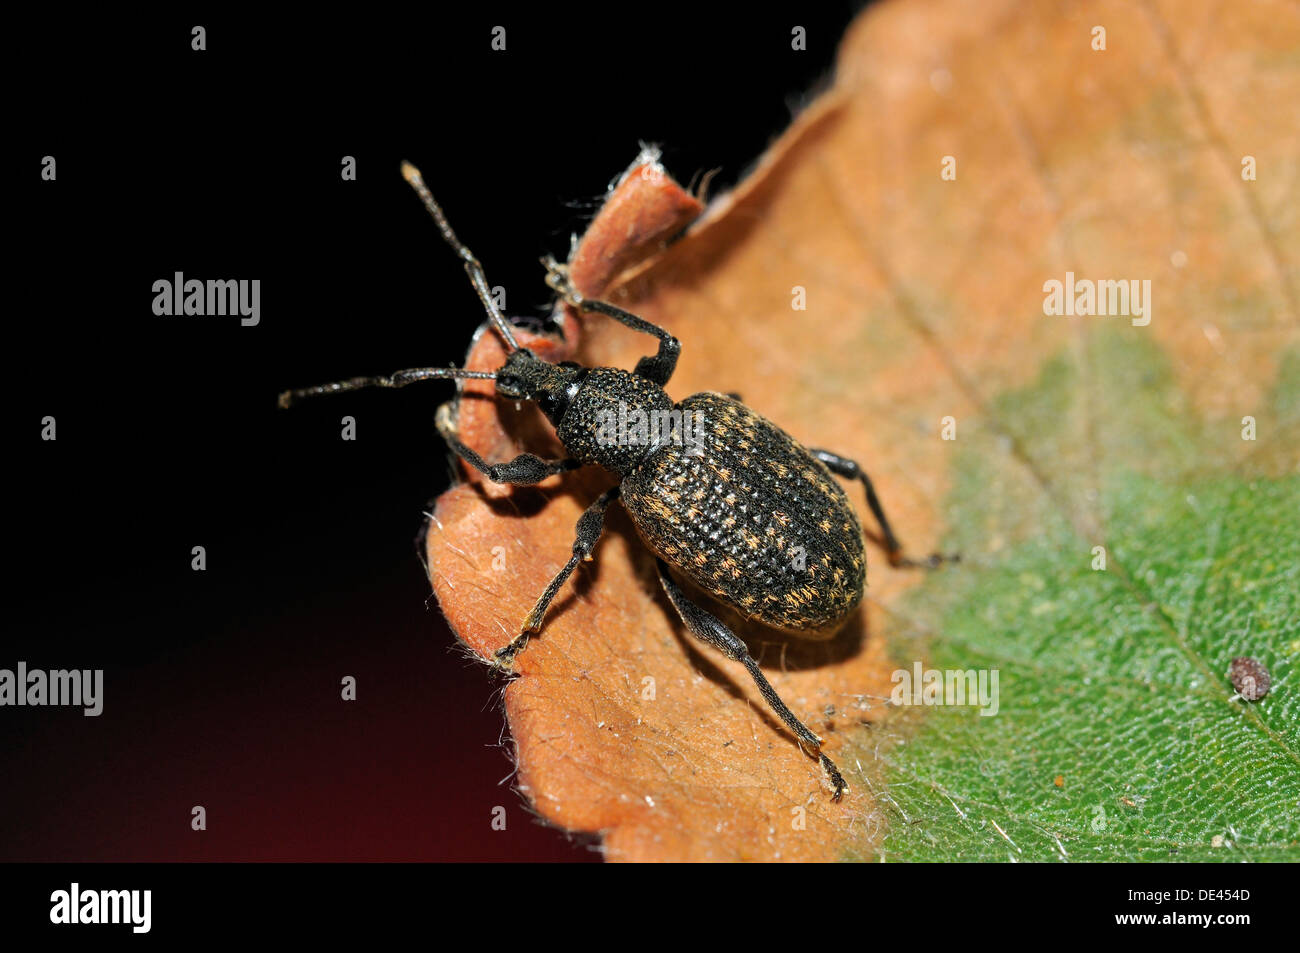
[10,5,864,861]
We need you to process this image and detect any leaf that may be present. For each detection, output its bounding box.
[427,0,1300,861]
[868,336,1299,861]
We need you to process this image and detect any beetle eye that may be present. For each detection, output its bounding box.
[536,382,578,425]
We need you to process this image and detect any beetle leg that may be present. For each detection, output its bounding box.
[655,559,848,800]
[809,448,959,570]
[493,487,621,670]
[435,402,580,485]
[542,256,681,386]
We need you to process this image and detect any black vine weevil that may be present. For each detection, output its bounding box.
[279,160,956,799]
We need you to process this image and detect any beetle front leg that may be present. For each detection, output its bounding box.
[655,559,848,800]
[493,487,621,670]
[543,257,681,386]
[436,402,580,485]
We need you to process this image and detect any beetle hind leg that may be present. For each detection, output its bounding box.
[655,559,848,800]
[809,448,959,570]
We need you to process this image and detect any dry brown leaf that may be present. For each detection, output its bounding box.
[428,0,1300,861]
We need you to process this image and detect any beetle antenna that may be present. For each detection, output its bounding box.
[277,367,496,409]
[400,160,520,353]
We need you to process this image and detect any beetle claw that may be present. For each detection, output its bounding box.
[820,754,848,801]
[492,635,529,672]
[541,255,583,307]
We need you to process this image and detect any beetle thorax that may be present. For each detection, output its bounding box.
[555,367,676,475]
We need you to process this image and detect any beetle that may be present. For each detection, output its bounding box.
[280,160,955,799]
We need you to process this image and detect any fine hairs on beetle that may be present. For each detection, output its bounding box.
[279,160,958,799]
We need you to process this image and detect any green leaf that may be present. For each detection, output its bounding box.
[850,330,1299,862]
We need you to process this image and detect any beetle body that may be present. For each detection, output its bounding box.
[504,354,867,635]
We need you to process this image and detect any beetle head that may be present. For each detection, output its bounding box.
[494,349,587,426]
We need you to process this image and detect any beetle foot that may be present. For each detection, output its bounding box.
[541,255,583,308]
[492,635,530,672]
[820,753,848,801]
[889,548,960,570]
[434,401,459,441]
